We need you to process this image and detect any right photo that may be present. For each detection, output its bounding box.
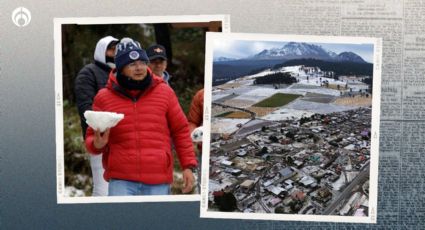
[201,32,382,223]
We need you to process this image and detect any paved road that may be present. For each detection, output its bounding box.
[213,102,256,118]
[322,164,370,215]
[256,178,272,213]
[233,119,278,138]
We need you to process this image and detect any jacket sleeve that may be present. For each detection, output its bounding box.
[166,89,198,169]
[187,89,203,133]
[74,66,97,139]
[84,93,107,155]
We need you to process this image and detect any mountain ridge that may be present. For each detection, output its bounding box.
[215,42,368,63]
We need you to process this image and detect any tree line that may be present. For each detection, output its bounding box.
[253,72,297,85]
[272,58,373,79]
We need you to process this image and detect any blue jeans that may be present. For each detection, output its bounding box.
[108,179,170,196]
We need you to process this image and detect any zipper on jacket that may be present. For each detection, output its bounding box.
[133,99,141,179]
[110,80,156,181]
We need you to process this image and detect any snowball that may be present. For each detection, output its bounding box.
[191,126,203,142]
[84,110,124,132]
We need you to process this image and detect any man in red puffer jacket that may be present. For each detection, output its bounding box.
[85,38,197,196]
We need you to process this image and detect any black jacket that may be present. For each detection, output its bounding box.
[74,61,112,138]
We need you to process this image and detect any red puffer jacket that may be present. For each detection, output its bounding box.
[85,69,197,184]
[187,88,204,133]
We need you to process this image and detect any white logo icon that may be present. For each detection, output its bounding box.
[129,51,140,60]
[12,7,31,27]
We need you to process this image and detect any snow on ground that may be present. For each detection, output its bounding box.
[242,87,301,97]
[276,65,348,86]
[234,79,255,86]
[233,83,340,102]
[280,66,305,74]
[212,92,231,102]
[212,65,367,121]
[217,84,345,114]
[211,118,251,134]
[261,108,315,121]
[271,66,366,91]
[219,65,367,95]
[332,171,359,191]
[298,76,346,86]
[348,83,369,92]
[65,186,85,197]
[285,99,356,114]
[233,95,267,106]
[240,66,304,79]
[243,119,274,127]
[209,181,227,194]
[238,68,276,80]
[212,86,256,102]
[286,84,340,96]
[214,65,346,103]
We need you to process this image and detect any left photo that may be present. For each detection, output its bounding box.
[55,15,229,203]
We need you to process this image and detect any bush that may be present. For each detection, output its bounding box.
[63,100,92,196]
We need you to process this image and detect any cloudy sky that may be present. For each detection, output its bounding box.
[213,39,375,63]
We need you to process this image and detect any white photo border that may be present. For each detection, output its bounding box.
[54,15,230,204]
[200,32,382,223]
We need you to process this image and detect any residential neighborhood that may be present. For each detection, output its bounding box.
[208,58,373,216]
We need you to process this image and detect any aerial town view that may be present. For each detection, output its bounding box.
[207,39,376,217]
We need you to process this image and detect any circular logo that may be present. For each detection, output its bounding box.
[129,51,140,60]
[12,7,31,27]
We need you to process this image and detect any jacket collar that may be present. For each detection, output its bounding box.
[106,68,165,102]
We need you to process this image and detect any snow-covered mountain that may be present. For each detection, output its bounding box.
[250,42,367,63]
[253,42,332,60]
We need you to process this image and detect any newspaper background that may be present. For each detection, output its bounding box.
[0,0,423,229]
[235,0,424,228]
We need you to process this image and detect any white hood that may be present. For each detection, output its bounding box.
[93,36,119,64]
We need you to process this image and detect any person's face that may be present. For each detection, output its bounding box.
[105,44,116,58]
[122,60,148,81]
[148,58,167,76]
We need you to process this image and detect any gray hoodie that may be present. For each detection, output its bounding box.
[93,35,119,68]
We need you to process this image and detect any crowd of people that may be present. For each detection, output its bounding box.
[74,36,203,196]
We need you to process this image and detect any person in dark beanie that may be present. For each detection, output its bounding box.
[146,44,171,83]
[85,38,198,196]
[74,35,119,196]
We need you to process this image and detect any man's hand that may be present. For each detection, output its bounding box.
[93,128,110,150]
[182,168,195,193]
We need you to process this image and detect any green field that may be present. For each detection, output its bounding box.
[253,93,301,107]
